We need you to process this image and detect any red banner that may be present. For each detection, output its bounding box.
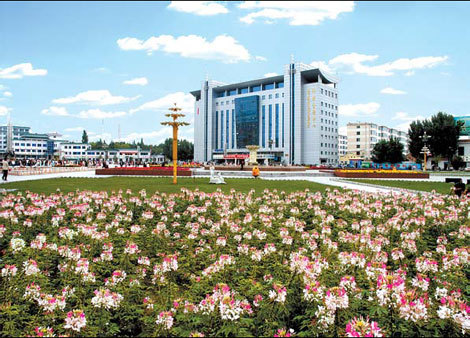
[224,154,249,159]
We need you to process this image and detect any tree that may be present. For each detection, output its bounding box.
[451,156,465,170]
[371,140,389,163]
[160,138,194,161]
[82,130,88,144]
[371,137,405,163]
[408,112,462,162]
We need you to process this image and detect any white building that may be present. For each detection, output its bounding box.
[339,134,348,156]
[347,122,408,160]
[191,61,339,165]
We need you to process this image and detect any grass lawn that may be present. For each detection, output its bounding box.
[348,179,455,194]
[0,177,334,195]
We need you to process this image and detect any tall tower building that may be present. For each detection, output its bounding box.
[191,61,339,165]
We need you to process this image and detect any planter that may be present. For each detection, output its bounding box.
[334,170,429,179]
[96,167,192,176]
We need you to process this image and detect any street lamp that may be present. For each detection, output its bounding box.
[420,131,431,172]
[161,103,190,184]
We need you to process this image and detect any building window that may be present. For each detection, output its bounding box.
[268,94,272,99]
[275,93,279,99]
[264,83,274,90]
[262,105,266,147]
[268,104,273,145]
[251,85,261,92]
[356,138,360,142]
[356,131,360,135]
[356,145,360,148]
[275,103,279,148]
[321,88,323,94]
[262,95,265,100]
[215,111,219,149]
[276,82,284,88]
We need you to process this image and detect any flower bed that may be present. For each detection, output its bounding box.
[96,167,192,176]
[335,169,429,179]
[0,188,469,336]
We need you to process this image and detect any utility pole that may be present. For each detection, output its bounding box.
[161,103,189,184]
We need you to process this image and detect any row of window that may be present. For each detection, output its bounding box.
[320,143,338,149]
[14,149,47,153]
[320,88,337,99]
[215,82,284,98]
[14,143,47,147]
[216,92,284,106]
[320,151,338,156]
[320,126,337,133]
[321,110,337,118]
[320,102,337,110]
[320,118,338,126]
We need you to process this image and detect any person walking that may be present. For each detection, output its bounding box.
[2,157,9,181]
[252,165,260,179]
[240,159,245,171]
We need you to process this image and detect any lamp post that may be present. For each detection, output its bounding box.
[420,131,430,172]
[161,103,189,184]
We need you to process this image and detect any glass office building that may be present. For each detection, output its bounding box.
[191,61,340,165]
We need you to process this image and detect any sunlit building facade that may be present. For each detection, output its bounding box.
[191,61,340,165]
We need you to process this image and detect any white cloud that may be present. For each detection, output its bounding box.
[41,106,70,116]
[123,77,148,86]
[311,53,448,77]
[52,90,140,106]
[3,91,12,97]
[264,72,278,77]
[0,85,7,90]
[167,1,228,15]
[64,126,85,132]
[89,132,113,143]
[92,67,110,73]
[380,87,406,95]
[0,63,47,79]
[339,102,380,117]
[255,56,267,62]
[117,34,251,63]
[77,109,127,119]
[130,91,195,115]
[238,1,355,26]
[0,106,11,116]
[391,112,425,132]
[338,126,347,136]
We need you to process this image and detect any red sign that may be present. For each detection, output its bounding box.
[224,154,249,159]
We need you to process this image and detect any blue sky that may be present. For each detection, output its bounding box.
[0,1,468,144]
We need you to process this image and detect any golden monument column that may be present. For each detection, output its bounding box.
[161,103,190,184]
[246,145,259,165]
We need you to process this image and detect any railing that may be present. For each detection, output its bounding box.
[10,166,97,176]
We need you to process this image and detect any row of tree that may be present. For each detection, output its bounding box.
[370,112,464,166]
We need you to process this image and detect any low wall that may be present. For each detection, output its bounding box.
[11,167,96,176]
[96,168,192,176]
[334,170,429,179]
[203,166,307,172]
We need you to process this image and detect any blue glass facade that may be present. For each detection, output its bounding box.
[282,103,285,148]
[262,105,266,147]
[232,109,235,148]
[268,104,272,144]
[275,104,279,148]
[235,95,260,148]
[220,111,224,149]
[215,111,218,149]
[226,110,229,148]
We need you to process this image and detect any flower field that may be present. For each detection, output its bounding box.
[0,187,469,337]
